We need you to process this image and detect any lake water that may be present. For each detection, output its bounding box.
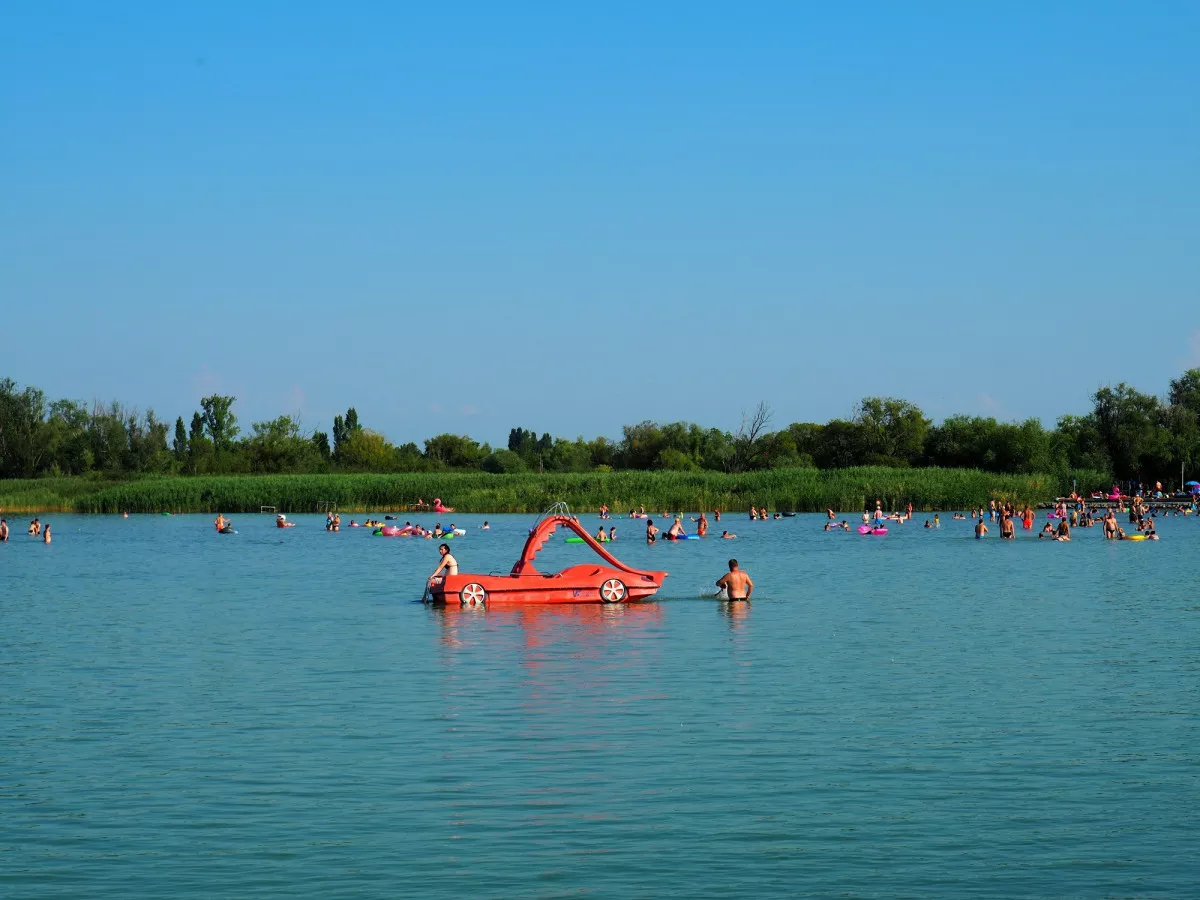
[3,511,1198,898]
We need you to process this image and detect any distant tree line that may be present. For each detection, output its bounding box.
[2,372,1199,486]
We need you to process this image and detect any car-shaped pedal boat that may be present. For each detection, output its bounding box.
[428,507,667,606]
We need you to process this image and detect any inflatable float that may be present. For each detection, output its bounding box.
[376,525,419,537]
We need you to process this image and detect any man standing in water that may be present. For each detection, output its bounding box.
[1103,509,1118,539]
[1000,512,1015,540]
[716,559,754,600]
[428,543,458,588]
[975,517,989,539]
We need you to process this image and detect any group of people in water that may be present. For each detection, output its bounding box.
[642,511,739,543]
[6,517,52,543]
[824,492,1182,541]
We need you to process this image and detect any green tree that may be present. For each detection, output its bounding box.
[187,411,213,474]
[1093,384,1164,481]
[1168,369,1200,419]
[332,407,362,461]
[482,448,528,473]
[1053,414,1110,473]
[87,401,131,474]
[0,379,48,477]
[339,429,400,471]
[812,419,869,468]
[855,397,929,465]
[312,431,331,461]
[924,415,998,469]
[200,395,239,452]
[423,433,489,469]
[246,415,323,473]
[172,416,188,459]
[44,399,92,475]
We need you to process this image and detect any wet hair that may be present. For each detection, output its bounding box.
[439,543,450,553]
[728,559,738,570]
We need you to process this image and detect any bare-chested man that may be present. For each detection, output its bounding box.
[715,558,754,600]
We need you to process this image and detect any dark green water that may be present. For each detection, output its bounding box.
[3,512,1198,897]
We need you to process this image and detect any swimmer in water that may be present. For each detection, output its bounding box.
[609,526,617,542]
[721,530,736,539]
[975,517,989,539]
[715,558,754,600]
[595,526,608,543]
[646,518,659,544]
[480,520,490,530]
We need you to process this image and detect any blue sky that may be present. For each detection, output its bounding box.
[3,1,1198,446]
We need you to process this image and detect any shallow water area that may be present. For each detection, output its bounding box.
[2,511,1198,898]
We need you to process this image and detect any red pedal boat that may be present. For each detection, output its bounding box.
[427,504,667,606]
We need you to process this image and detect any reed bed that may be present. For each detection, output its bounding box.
[39,468,1109,515]
[0,476,126,513]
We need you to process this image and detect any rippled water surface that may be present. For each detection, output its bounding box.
[3,511,1199,897]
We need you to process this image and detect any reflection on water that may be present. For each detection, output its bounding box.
[429,601,664,657]
[718,598,751,626]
